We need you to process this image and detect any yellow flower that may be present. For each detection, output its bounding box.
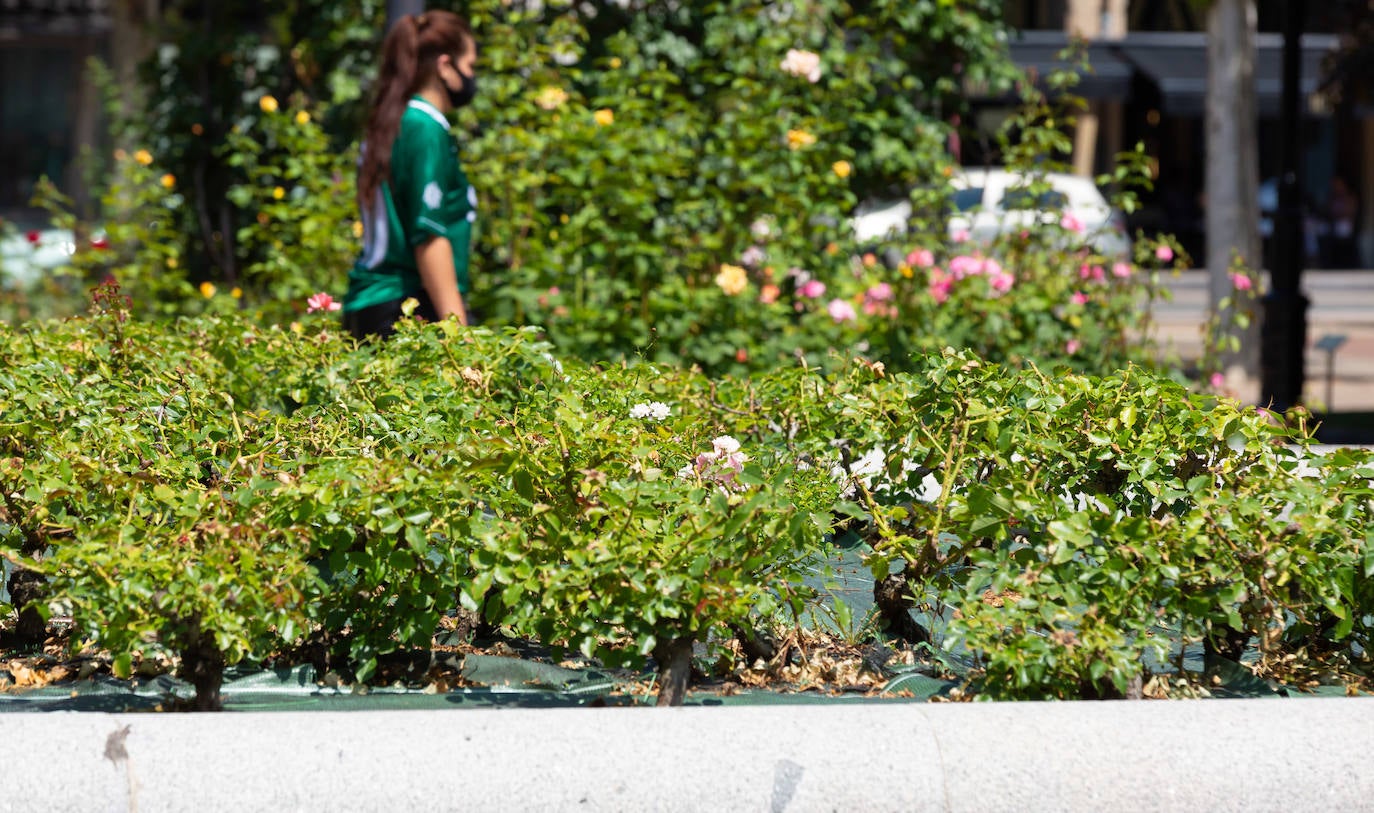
[594,108,614,126]
[559,214,570,224]
[160,173,176,189]
[352,220,363,238]
[609,57,622,69]
[786,129,816,151]
[167,257,179,269]
[259,95,279,114]
[230,287,243,299]
[134,149,153,166]
[714,263,749,296]
[534,86,568,111]
[199,281,216,298]
[899,264,914,279]
[295,110,310,125]
[832,160,852,179]
[289,321,303,334]
[272,186,286,200]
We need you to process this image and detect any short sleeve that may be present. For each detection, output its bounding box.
[390,118,474,248]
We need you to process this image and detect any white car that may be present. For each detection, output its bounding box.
[0,224,77,288]
[853,168,1132,259]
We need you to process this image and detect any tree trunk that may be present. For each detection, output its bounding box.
[1206,0,1261,378]
[873,568,931,647]
[179,634,226,712]
[653,636,695,707]
[730,622,777,665]
[6,567,47,647]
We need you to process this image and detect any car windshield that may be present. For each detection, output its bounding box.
[1002,187,1068,211]
[950,187,984,212]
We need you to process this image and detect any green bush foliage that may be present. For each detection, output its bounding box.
[2,298,1371,707]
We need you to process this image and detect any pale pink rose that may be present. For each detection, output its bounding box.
[989,271,1015,293]
[983,258,1003,277]
[1060,213,1085,234]
[1155,245,1174,262]
[1112,262,1133,278]
[780,48,822,83]
[740,245,766,268]
[307,292,341,313]
[799,279,827,299]
[1210,372,1225,390]
[1230,272,1253,292]
[951,228,971,243]
[827,298,857,322]
[929,277,952,304]
[1089,265,1105,282]
[1070,291,1089,306]
[907,248,935,268]
[865,282,894,302]
[1066,338,1081,354]
[949,255,983,279]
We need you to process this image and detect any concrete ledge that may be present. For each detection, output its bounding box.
[1,698,1371,812]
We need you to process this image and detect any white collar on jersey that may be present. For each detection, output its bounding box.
[407,97,450,130]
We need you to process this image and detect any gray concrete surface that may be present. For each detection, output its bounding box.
[1151,269,1374,412]
[2,699,1371,812]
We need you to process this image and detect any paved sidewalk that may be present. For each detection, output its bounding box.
[1151,269,1374,414]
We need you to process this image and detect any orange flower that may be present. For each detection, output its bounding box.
[134,149,153,166]
[259,95,279,113]
[786,129,816,151]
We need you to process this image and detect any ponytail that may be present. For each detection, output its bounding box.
[358,11,474,212]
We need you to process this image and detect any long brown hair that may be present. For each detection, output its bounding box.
[358,11,474,211]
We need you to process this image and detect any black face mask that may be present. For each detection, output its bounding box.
[446,67,477,109]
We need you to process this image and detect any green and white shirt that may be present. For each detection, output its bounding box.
[344,96,477,312]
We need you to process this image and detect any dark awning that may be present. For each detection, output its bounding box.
[0,0,111,37]
[1007,30,1134,100]
[1116,31,1339,117]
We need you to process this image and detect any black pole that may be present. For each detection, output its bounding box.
[1259,0,1309,411]
[387,0,425,29]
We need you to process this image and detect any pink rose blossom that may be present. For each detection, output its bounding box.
[989,271,1015,293]
[740,245,766,268]
[1155,245,1174,262]
[928,271,952,304]
[1065,338,1081,354]
[827,298,857,322]
[907,248,935,268]
[865,282,894,302]
[1060,213,1085,234]
[307,292,341,313]
[799,279,827,299]
[1112,262,1133,278]
[1230,272,1253,292]
[951,228,970,243]
[949,254,983,279]
[1070,291,1089,306]
[1210,372,1225,390]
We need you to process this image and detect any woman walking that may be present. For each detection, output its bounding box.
[343,11,479,339]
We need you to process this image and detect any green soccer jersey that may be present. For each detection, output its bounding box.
[344,96,477,312]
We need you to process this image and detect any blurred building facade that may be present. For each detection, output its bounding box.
[995,0,1373,269]
[0,0,156,223]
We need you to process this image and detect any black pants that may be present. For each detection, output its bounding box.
[341,293,442,341]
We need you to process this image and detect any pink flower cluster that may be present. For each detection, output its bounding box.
[682,435,749,490]
[307,292,341,313]
[861,282,896,318]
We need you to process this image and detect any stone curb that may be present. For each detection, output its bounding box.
[1,698,1371,812]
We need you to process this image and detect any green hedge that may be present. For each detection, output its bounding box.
[2,298,1370,707]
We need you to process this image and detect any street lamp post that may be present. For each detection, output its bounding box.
[387,0,425,29]
[1259,0,1309,411]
